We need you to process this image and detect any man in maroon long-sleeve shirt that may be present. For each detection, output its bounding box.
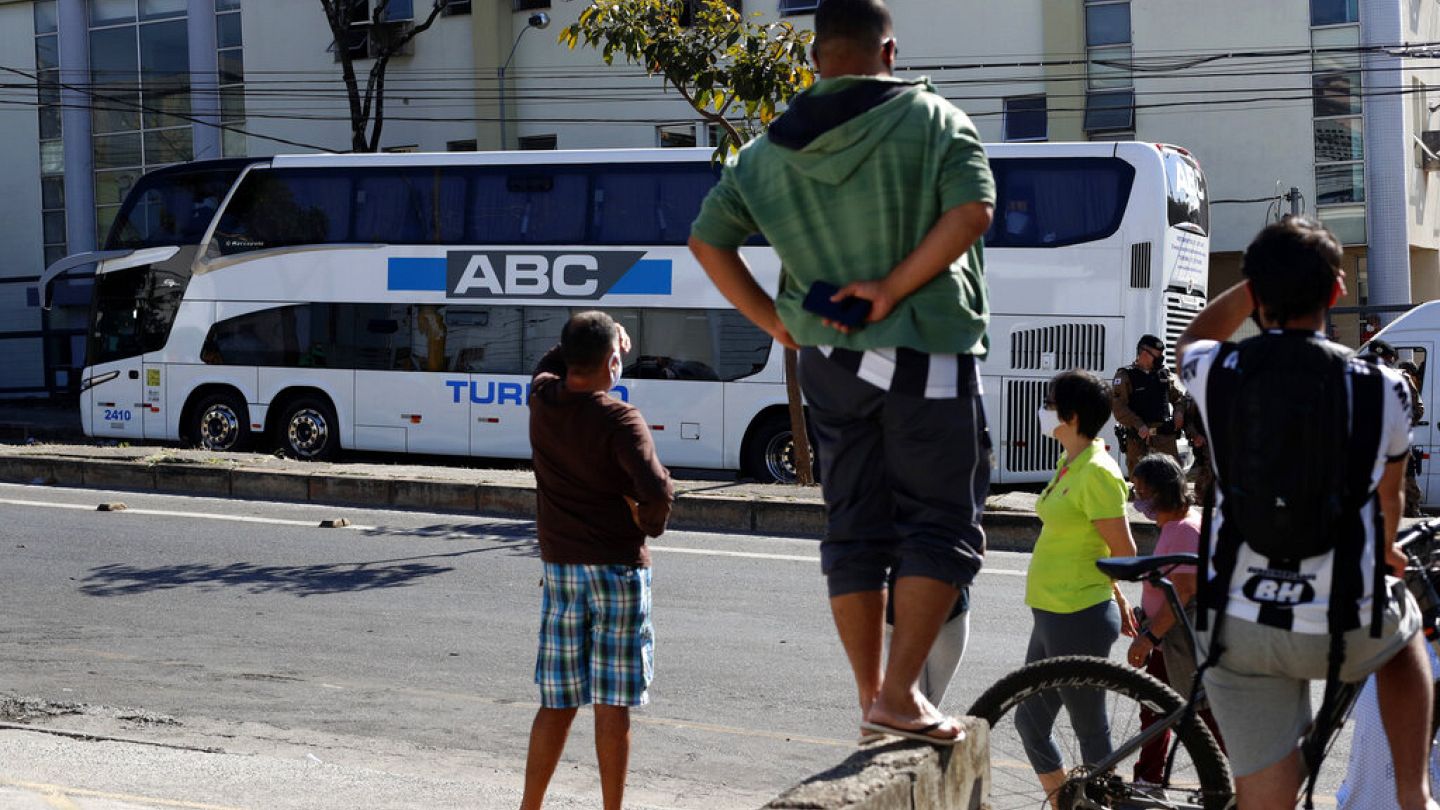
[519,310,673,810]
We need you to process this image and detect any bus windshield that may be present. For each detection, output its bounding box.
[1164,149,1208,236]
[105,165,246,250]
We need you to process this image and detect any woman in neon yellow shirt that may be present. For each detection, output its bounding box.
[1018,370,1139,802]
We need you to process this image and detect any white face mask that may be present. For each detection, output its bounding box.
[608,349,623,390]
[1037,407,1062,438]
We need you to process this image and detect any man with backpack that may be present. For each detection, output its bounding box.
[1176,216,1435,810]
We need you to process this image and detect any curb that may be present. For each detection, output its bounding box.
[0,453,1159,552]
[763,718,989,810]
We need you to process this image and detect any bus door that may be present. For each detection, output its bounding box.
[83,263,151,441]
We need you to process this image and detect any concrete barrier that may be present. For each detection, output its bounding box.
[763,718,989,810]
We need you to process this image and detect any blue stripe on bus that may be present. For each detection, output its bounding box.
[609,259,672,295]
[388,258,447,291]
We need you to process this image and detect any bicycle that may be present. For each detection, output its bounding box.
[967,518,1440,810]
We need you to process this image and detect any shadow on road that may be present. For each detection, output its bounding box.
[78,521,544,597]
[79,559,457,597]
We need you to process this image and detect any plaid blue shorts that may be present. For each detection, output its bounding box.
[535,562,653,709]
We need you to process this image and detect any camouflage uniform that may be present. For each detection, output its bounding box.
[1181,393,1214,505]
[1112,363,1185,473]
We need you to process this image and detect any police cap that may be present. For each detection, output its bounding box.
[1137,334,1165,354]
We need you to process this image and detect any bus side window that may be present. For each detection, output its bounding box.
[465,168,585,245]
[591,165,717,245]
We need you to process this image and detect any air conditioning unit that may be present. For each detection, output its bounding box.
[368,20,416,58]
[1421,131,1440,172]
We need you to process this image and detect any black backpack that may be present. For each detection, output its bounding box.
[1210,333,1375,560]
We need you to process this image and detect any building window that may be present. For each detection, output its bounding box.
[517,134,558,150]
[442,0,472,14]
[35,1,66,264]
[679,0,739,25]
[779,0,820,15]
[1083,89,1134,133]
[657,123,698,148]
[1312,19,1365,244]
[513,0,549,9]
[1084,0,1132,135]
[447,139,478,152]
[1311,0,1358,27]
[87,0,197,244]
[1003,96,1046,142]
[217,0,246,157]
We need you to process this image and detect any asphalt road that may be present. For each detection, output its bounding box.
[0,482,1356,809]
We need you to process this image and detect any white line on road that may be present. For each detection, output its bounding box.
[0,777,246,810]
[0,494,1027,575]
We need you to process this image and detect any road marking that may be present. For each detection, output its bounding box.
[0,778,246,810]
[39,787,80,810]
[0,498,376,531]
[650,545,1026,575]
[0,493,1027,575]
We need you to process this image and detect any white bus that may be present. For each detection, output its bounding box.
[53,143,1206,484]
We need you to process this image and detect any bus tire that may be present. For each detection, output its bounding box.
[191,390,251,453]
[742,411,807,484]
[277,396,339,461]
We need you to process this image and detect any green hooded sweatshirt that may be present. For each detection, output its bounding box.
[690,75,995,357]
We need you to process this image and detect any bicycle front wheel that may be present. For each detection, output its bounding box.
[968,655,1233,810]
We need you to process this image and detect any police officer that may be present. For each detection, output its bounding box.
[1180,392,1214,505]
[1369,340,1426,516]
[1112,334,1185,473]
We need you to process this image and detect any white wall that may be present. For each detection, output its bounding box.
[1403,0,1440,252]
[240,0,482,156]
[1132,1,1313,254]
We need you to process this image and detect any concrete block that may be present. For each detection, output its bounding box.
[752,501,826,536]
[153,464,231,497]
[308,475,393,508]
[763,717,988,810]
[391,479,479,513]
[82,460,156,492]
[0,457,56,485]
[670,496,753,533]
[230,469,312,503]
[476,484,537,518]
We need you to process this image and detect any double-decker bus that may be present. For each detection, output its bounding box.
[50,143,1207,483]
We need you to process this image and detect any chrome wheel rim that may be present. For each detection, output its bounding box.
[199,404,240,451]
[286,408,329,458]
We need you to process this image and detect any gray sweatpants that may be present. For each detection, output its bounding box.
[1015,600,1122,774]
[797,348,989,596]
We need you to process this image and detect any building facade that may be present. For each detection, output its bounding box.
[1,0,1438,394]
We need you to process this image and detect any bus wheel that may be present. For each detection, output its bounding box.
[743,412,800,484]
[279,396,339,461]
[193,391,250,453]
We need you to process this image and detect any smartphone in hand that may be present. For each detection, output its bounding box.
[802,280,873,330]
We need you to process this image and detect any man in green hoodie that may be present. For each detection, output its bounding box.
[688,0,994,744]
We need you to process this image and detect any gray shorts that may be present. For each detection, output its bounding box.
[797,348,989,597]
[1200,579,1421,777]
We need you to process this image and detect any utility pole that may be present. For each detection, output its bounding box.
[1285,186,1302,216]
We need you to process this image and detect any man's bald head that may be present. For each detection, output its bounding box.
[811,0,895,77]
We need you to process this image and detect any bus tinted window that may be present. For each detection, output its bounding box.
[466,169,588,244]
[203,303,772,382]
[985,157,1135,248]
[106,167,241,249]
[1164,151,1208,235]
[213,169,351,254]
[211,162,725,254]
[593,165,716,245]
